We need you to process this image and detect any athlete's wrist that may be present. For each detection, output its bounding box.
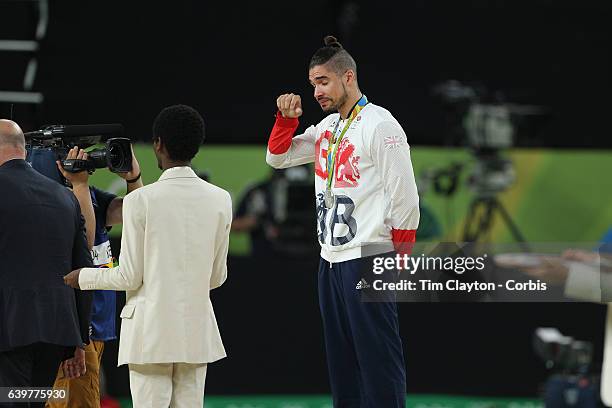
[392,229,416,255]
[275,111,299,127]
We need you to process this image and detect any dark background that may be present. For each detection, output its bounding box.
[1,0,610,147]
[2,0,610,399]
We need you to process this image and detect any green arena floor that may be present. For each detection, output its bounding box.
[118,395,543,407]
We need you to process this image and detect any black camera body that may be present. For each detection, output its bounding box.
[25,124,132,175]
[534,327,593,375]
[57,138,132,173]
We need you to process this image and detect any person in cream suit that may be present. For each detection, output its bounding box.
[517,250,612,406]
[65,105,232,407]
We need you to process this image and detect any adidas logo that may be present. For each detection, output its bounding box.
[356,279,370,290]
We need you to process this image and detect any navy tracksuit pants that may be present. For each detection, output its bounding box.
[318,255,406,408]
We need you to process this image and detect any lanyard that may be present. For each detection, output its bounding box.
[326,94,368,189]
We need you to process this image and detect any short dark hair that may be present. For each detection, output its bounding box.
[309,35,357,77]
[152,104,205,162]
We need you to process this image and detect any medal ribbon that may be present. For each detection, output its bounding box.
[326,94,368,189]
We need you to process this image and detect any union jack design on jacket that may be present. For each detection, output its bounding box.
[266,96,420,263]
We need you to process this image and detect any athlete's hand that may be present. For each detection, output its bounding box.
[277,93,303,118]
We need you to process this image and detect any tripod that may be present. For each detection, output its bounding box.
[462,192,531,253]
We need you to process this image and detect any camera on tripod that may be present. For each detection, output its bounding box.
[429,80,538,247]
[25,124,132,175]
[433,80,516,196]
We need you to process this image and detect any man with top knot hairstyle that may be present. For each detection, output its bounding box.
[266,36,420,407]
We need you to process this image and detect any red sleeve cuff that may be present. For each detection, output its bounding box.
[268,112,299,154]
[274,111,299,128]
[392,229,416,255]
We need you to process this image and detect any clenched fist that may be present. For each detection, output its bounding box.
[277,93,303,118]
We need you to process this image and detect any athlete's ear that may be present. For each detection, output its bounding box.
[345,69,355,85]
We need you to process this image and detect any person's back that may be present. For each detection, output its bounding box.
[66,105,231,407]
[0,160,89,350]
[127,172,231,363]
[0,119,92,400]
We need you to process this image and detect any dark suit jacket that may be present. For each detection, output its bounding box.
[0,159,93,352]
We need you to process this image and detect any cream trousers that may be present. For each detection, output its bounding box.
[128,362,207,408]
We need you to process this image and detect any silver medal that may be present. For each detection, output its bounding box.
[324,188,335,209]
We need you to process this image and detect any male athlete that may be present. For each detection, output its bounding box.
[266,36,420,407]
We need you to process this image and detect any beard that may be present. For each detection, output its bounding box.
[321,84,349,113]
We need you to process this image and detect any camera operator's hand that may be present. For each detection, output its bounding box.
[117,144,141,183]
[277,93,303,118]
[57,146,95,248]
[105,144,143,226]
[56,146,89,187]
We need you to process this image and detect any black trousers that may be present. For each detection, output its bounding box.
[0,343,69,408]
[318,256,406,408]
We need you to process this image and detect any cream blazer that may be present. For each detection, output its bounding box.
[79,166,232,365]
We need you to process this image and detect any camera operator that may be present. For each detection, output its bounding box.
[0,119,93,405]
[45,144,143,408]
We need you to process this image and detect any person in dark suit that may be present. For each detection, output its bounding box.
[0,119,94,404]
